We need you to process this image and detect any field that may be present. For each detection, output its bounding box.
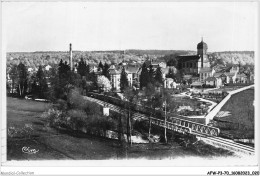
[213,88,254,139]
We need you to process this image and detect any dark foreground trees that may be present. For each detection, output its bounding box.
[33,65,48,99]
[17,62,28,97]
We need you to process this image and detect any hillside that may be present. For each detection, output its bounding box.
[6,50,254,71]
[209,51,254,66]
[6,50,194,69]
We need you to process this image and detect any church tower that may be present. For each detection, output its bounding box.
[197,38,209,68]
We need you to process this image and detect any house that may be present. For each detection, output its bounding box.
[108,64,138,91]
[212,73,223,87]
[45,65,52,71]
[199,67,215,82]
[205,77,221,87]
[161,67,169,79]
[190,81,203,88]
[145,59,167,68]
[218,65,239,83]
[125,65,140,87]
[28,67,34,72]
[164,78,174,88]
[249,73,254,83]
[89,64,98,73]
[108,65,121,91]
[236,73,248,83]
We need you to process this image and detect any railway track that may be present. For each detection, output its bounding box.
[84,96,255,155]
[196,134,255,155]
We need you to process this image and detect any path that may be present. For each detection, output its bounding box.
[179,91,217,119]
[204,85,254,123]
[178,85,254,124]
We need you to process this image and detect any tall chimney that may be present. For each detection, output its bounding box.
[69,43,73,70]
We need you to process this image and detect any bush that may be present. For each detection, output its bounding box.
[83,101,102,116]
[48,108,117,134]
[67,88,86,109]
[43,88,117,137]
[67,110,88,130]
[54,99,68,111]
[7,124,34,139]
[41,108,69,128]
[67,88,102,116]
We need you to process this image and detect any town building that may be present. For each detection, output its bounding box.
[108,64,140,91]
[177,39,211,77]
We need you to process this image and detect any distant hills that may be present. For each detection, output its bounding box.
[6,50,254,70]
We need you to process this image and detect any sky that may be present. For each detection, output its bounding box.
[2,1,258,52]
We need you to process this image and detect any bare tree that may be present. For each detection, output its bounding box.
[123,87,139,145]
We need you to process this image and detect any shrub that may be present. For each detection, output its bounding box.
[41,108,64,127]
[67,88,86,109]
[54,99,68,111]
[66,109,116,134]
[67,109,88,129]
[83,100,102,116]
[67,88,102,116]
[7,124,34,139]
[89,114,116,131]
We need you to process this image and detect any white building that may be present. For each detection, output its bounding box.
[108,65,139,91]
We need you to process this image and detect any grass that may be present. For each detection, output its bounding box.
[213,88,254,139]
[7,97,235,160]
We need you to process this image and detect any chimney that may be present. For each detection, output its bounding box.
[69,43,73,70]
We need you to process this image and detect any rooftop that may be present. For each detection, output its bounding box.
[177,55,200,62]
[200,67,213,73]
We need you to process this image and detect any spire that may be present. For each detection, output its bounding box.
[201,36,203,42]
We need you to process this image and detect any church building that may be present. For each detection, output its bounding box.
[176,39,212,83]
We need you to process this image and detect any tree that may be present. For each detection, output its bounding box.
[85,64,90,76]
[58,59,64,78]
[154,66,163,85]
[166,68,175,80]
[77,58,87,77]
[98,61,103,71]
[31,80,38,98]
[140,63,149,89]
[123,87,139,145]
[17,62,28,97]
[102,62,110,79]
[35,65,48,98]
[143,83,157,140]
[48,67,63,101]
[63,61,70,75]
[148,64,154,84]
[120,67,129,92]
[97,75,112,92]
[175,70,183,83]
[9,65,18,94]
[160,88,175,143]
